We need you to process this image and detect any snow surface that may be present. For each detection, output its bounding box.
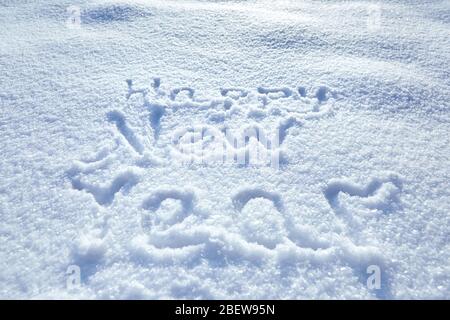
[0,0,449,299]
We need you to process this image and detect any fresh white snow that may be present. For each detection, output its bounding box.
[0,0,449,299]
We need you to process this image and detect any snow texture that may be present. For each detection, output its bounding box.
[0,0,449,299]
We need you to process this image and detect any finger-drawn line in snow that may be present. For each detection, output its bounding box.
[321,174,401,299]
[125,78,334,108]
[231,187,332,251]
[232,187,284,212]
[230,186,392,298]
[220,88,249,99]
[66,142,163,210]
[107,110,144,154]
[257,86,293,99]
[120,78,337,157]
[125,78,336,125]
[170,122,294,168]
[130,186,389,294]
[125,79,148,101]
[65,76,390,298]
[323,173,403,213]
[315,85,332,102]
[68,168,140,206]
[297,86,307,97]
[134,189,211,261]
[135,185,335,261]
[141,189,196,231]
[125,79,167,140]
[81,3,153,24]
[232,187,288,250]
[70,211,110,267]
[170,87,195,101]
[66,78,337,208]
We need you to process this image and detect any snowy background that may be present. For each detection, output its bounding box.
[0,0,449,299]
